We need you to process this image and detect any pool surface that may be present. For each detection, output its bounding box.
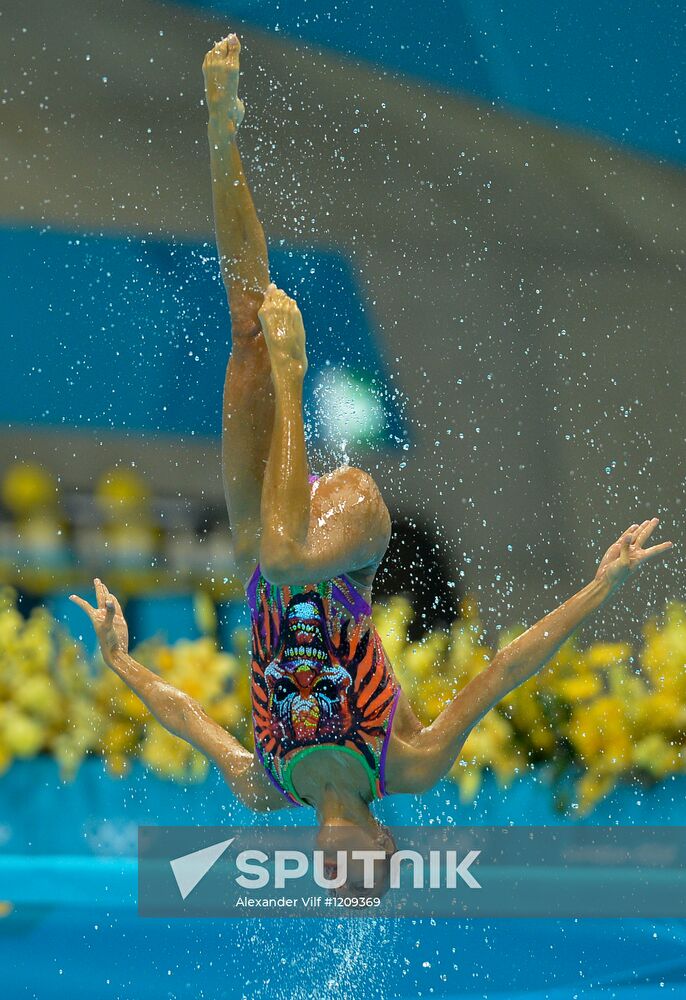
[2,761,685,998]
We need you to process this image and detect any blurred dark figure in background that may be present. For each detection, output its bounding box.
[374,513,461,640]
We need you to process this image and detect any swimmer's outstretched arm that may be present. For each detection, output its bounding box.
[70,580,292,812]
[404,519,674,791]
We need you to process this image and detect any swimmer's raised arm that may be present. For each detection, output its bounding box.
[69,580,291,812]
[403,518,674,791]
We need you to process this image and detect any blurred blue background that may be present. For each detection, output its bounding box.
[0,226,405,443]
[181,0,685,165]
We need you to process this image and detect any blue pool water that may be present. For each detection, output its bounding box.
[4,903,686,999]
[1,761,685,998]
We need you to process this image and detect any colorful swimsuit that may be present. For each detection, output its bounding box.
[246,490,400,806]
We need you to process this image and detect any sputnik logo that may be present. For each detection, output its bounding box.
[168,836,481,897]
[170,838,235,900]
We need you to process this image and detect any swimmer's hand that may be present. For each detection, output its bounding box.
[203,34,245,129]
[258,283,308,376]
[69,579,129,665]
[594,518,674,592]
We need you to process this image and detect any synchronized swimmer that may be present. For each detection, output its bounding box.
[71,34,673,897]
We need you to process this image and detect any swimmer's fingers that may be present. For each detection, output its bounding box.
[94,578,117,620]
[637,540,674,564]
[635,517,660,547]
[93,577,108,609]
[103,589,124,625]
[618,531,632,563]
[95,578,119,622]
[68,594,96,621]
[70,579,118,625]
[108,590,125,619]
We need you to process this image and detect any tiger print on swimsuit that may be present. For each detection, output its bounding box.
[246,563,400,806]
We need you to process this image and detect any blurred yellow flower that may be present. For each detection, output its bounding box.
[557,673,603,702]
[452,764,482,803]
[1,706,46,757]
[0,740,12,775]
[576,769,616,813]
[585,643,632,669]
[633,734,682,779]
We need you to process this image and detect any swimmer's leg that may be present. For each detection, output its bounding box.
[203,34,274,582]
[257,286,391,585]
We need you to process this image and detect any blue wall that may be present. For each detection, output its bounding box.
[0,226,405,444]
[180,0,685,166]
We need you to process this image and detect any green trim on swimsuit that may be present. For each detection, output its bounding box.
[280,745,378,806]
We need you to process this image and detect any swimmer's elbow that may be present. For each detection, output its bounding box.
[231,771,295,814]
[227,764,273,813]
